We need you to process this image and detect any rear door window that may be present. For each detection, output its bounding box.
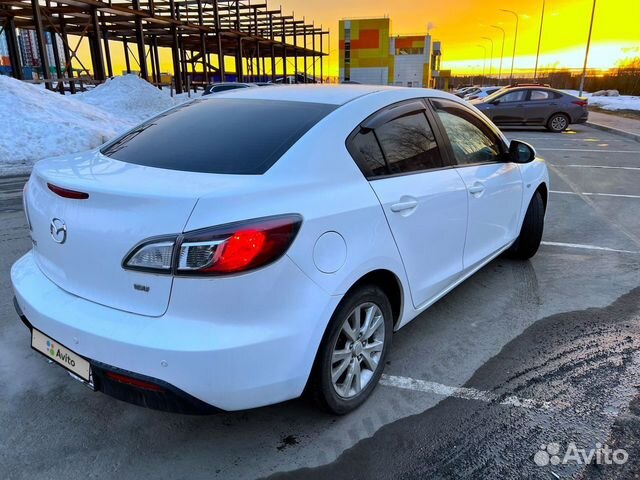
[375,112,443,174]
[102,99,336,174]
[497,90,528,103]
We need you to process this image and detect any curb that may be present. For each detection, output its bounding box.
[586,121,640,143]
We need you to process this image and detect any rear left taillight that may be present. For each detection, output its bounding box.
[23,181,32,231]
[123,214,302,276]
[573,99,588,107]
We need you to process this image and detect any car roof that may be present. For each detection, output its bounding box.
[207,84,405,106]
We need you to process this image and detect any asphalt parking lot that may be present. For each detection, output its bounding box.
[1,124,639,479]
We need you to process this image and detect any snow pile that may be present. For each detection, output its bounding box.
[563,89,640,112]
[587,95,640,112]
[0,74,191,176]
[77,74,178,124]
[0,75,133,176]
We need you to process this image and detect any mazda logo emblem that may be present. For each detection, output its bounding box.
[50,218,67,244]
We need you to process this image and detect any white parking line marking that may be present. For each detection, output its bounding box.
[380,374,556,410]
[550,190,640,199]
[555,165,640,171]
[537,148,640,153]
[541,241,639,254]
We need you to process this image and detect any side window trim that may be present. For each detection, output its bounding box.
[427,97,508,168]
[361,100,427,130]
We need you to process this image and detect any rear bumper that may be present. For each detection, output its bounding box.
[573,110,589,124]
[11,251,340,412]
[14,300,216,414]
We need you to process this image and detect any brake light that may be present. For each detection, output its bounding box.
[123,214,302,276]
[22,182,32,231]
[572,100,588,107]
[177,215,302,275]
[47,183,89,199]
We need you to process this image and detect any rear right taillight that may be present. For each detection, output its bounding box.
[122,214,302,276]
[176,215,302,275]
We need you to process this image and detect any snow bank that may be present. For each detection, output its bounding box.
[76,74,178,124]
[0,75,133,176]
[0,74,190,176]
[563,89,640,112]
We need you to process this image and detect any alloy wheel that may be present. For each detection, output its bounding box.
[330,302,386,399]
[551,115,568,131]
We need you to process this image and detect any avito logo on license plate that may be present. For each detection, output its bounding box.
[31,329,91,382]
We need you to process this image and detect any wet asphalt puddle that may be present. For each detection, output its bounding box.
[268,287,640,479]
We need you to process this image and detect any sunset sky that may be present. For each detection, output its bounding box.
[287,0,640,76]
[77,0,640,78]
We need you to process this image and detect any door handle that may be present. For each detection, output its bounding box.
[468,182,485,195]
[390,200,418,212]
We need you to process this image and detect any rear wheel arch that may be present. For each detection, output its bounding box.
[546,111,570,123]
[345,269,404,330]
[546,112,570,131]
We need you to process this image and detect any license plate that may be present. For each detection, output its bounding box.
[31,329,92,383]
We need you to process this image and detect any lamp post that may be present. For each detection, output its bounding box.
[477,44,487,85]
[491,25,505,84]
[481,36,494,80]
[500,9,519,85]
[534,0,546,80]
[579,0,597,96]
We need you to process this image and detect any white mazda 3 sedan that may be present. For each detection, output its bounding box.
[12,85,549,414]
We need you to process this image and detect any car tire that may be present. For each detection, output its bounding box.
[309,284,393,414]
[546,113,569,132]
[507,191,545,259]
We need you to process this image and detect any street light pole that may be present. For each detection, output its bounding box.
[491,25,506,84]
[481,36,494,80]
[500,9,519,84]
[477,44,487,85]
[579,0,597,96]
[534,0,546,80]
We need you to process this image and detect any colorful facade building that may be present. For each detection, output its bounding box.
[0,29,65,77]
[339,17,443,88]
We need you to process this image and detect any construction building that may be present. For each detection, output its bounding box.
[0,0,328,93]
[339,17,443,88]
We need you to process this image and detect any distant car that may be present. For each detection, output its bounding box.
[202,82,256,96]
[471,86,589,132]
[455,86,481,98]
[464,86,502,101]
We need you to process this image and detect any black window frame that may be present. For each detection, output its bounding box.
[428,97,509,168]
[345,99,452,181]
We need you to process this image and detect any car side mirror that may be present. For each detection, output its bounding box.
[509,140,536,163]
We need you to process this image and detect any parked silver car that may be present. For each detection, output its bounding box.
[471,86,589,132]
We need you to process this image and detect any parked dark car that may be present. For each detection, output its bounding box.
[471,86,588,132]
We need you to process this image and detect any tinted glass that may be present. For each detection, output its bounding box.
[498,90,527,102]
[347,129,387,177]
[375,112,443,174]
[102,99,336,174]
[530,90,551,100]
[432,99,502,166]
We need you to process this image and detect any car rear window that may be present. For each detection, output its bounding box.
[101,98,337,174]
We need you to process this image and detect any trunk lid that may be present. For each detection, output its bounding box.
[27,150,245,316]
